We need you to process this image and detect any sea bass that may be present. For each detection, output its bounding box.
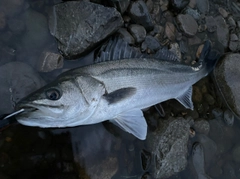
[15,38,216,140]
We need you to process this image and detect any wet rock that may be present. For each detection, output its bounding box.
[128,24,146,43]
[193,119,210,135]
[218,7,229,18]
[117,28,135,45]
[215,16,229,48]
[213,53,240,119]
[0,0,26,17]
[169,0,189,12]
[0,62,45,115]
[49,1,123,59]
[142,35,161,53]
[86,157,118,179]
[37,51,64,72]
[184,7,201,20]
[205,16,217,33]
[128,0,154,31]
[0,12,6,30]
[223,109,234,126]
[147,117,191,178]
[165,22,176,41]
[177,14,198,37]
[192,142,211,179]
[7,18,25,34]
[108,0,130,14]
[196,0,209,14]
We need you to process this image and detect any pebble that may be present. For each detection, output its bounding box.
[212,108,223,119]
[117,28,135,45]
[165,22,176,41]
[37,51,64,72]
[128,24,146,43]
[223,109,234,126]
[232,145,240,163]
[188,0,196,8]
[184,7,201,20]
[205,16,217,33]
[109,0,130,14]
[196,0,209,14]
[142,35,161,52]
[128,0,154,31]
[193,119,210,135]
[192,86,202,103]
[169,0,190,12]
[177,14,198,37]
[215,16,229,48]
[204,93,215,106]
[218,7,229,18]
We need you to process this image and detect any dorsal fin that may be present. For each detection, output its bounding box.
[94,37,146,63]
[154,47,180,61]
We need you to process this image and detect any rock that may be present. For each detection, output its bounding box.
[184,7,201,20]
[165,22,176,41]
[48,1,123,59]
[192,86,202,103]
[229,34,240,52]
[223,109,234,126]
[128,0,154,31]
[117,28,135,45]
[204,93,215,106]
[177,14,198,37]
[37,51,64,72]
[205,16,217,33]
[192,142,212,179]
[196,0,209,14]
[128,24,146,43]
[169,0,190,12]
[0,12,6,30]
[211,108,223,119]
[7,18,25,34]
[218,7,229,18]
[142,35,161,53]
[0,0,26,17]
[215,16,229,48]
[0,62,45,115]
[188,0,196,8]
[108,0,130,14]
[193,119,210,135]
[147,117,191,178]
[213,53,240,119]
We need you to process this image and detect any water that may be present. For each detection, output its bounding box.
[0,0,240,179]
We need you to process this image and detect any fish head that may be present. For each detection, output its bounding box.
[15,75,105,128]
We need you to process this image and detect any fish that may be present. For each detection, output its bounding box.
[14,38,216,140]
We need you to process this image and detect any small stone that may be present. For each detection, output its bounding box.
[165,22,176,41]
[196,0,209,14]
[169,0,190,12]
[218,7,228,18]
[223,109,234,126]
[215,16,229,48]
[193,119,210,135]
[196,44,204,59]
[142,35,161,52]
[198,24,207,32]
[212,108,223,119]
[128,0,154,31]
[232,145,240,163]
[228,16,236,29]
[184,7,201,20]
[192,86,202,103]
[37,51,64,72]
[5,137,12,142]
[117,28,135,45]
[188,0,196,8]
[128,24,146,43]
[188,36,201,45]
[177,14,198,37]
[169,43,181,59]
[205,16,217,33]
[204,93,215,105]
[109,0,130,14]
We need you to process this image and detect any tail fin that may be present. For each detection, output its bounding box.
[193,40,221,76]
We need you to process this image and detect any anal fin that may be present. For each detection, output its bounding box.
[176,87,194,110]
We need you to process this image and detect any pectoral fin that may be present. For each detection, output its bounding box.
[176,87,194,110]
[103,87,136,104]
[111,109,147,140]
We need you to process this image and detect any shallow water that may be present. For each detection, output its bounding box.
[0,0,240,179]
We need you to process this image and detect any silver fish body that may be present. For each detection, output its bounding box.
[15,39,216,140]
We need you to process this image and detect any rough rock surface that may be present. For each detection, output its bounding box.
[48,1,123,59]
[147,117,191,178]
[0,62,45,114]
[213,53,240,119]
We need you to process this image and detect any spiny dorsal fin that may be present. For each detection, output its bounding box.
[94,37,146,63]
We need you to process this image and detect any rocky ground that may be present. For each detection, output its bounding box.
[0,0,240,178]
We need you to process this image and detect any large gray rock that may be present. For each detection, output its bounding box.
[213,53,240,119]
[147,117,191,178]
[0,62,45,115]
[48,1,123,59]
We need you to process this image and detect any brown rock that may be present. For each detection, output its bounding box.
[165,22,176,41]
[177,14,198,37]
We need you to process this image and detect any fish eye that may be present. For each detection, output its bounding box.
[45,88,62,100]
